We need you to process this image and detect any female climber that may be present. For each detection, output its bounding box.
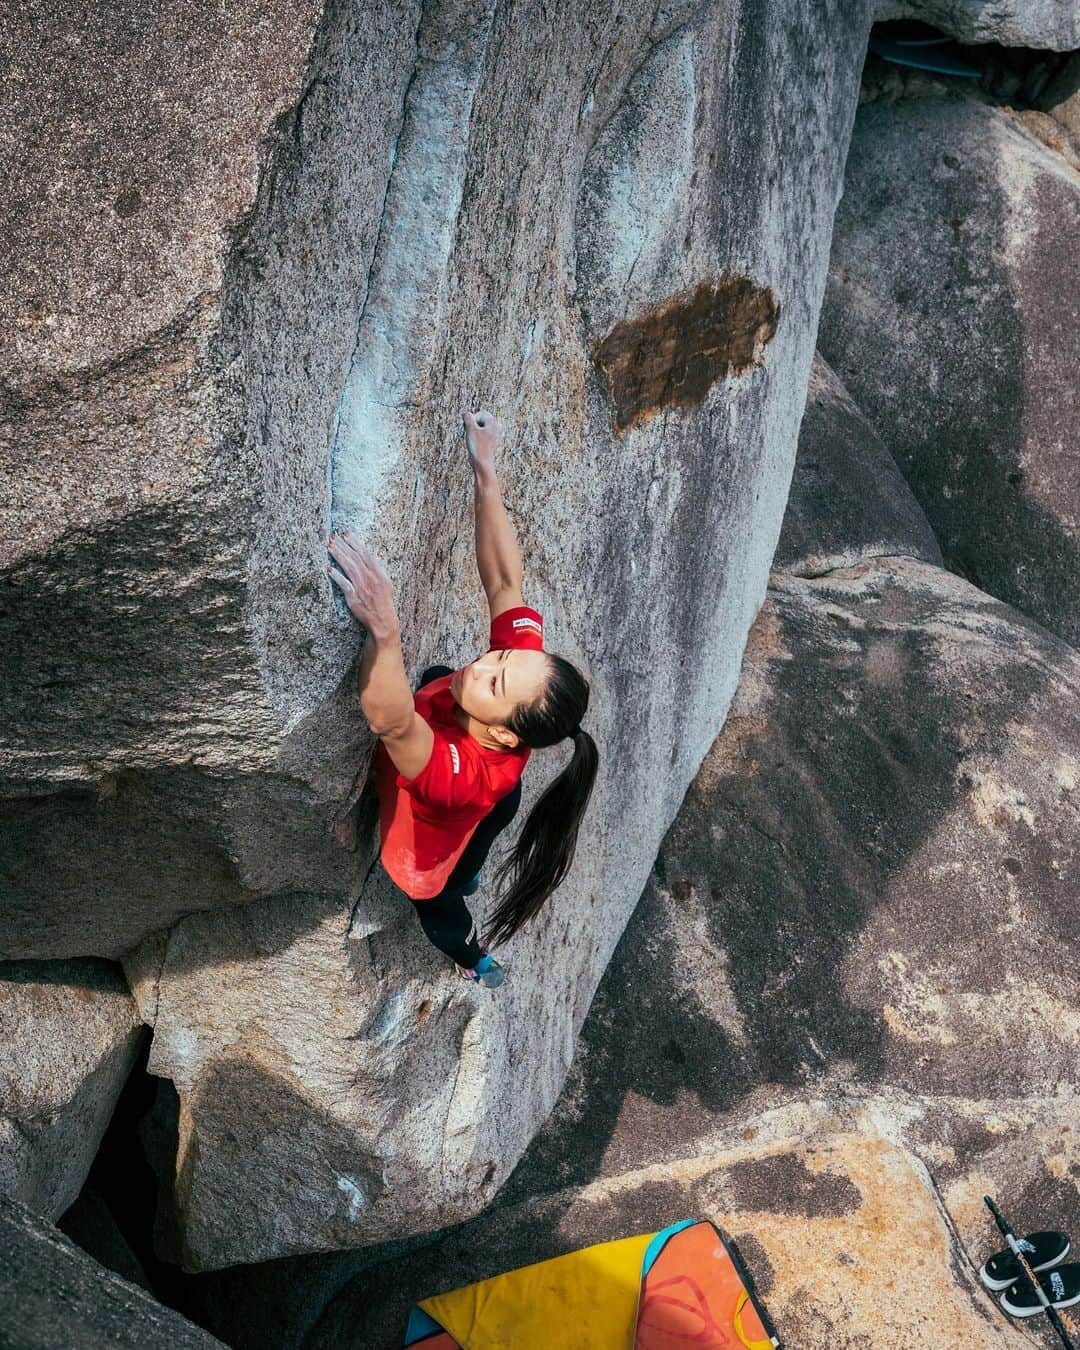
[327,409,599,988]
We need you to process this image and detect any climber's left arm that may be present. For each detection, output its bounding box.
[326,533,429,771]
[462,410,525,621]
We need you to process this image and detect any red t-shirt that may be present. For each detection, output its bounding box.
[376,605,546,899]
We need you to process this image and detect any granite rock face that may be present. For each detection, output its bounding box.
[0,0,348,959]
[494,288,1080,1220]
[819,93,1080,646]
[772,353,943,577]
[482,459,1080,1348]
[0,960,144,1221]
[477,356,1080,1345]
[2,0,874,1271]
[475,529,1080,1350]
[509,556,1080,1197]
[306,1120,1034,1350]
[0,0,872,967]
[0,1191,225,1350]
[0,0,878,1270]
[873,0,1079,47]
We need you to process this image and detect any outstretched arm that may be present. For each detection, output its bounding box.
[462,409,524,619]
[327,532,434,779]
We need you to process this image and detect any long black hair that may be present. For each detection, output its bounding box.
[482,653,599,948]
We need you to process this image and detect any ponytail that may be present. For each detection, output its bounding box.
[482,654,598,948]
[484,728,598,947]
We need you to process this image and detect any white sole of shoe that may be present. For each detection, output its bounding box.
[1000,1290,1080,1318]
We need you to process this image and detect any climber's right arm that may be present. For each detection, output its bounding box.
[326,532,433,776]
[338,624,434,781]
[462,409,525,621]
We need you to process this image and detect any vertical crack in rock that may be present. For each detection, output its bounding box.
[328,0,499,537]
[591,275,780,432]
[328,2,426,440]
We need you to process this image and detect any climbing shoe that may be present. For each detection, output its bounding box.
[461,873,481,897]
[980,1231,1070,1290]
[1000,1263,1080,1317]
[455,953,505,988]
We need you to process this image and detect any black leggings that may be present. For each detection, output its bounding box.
[405,665,522,967]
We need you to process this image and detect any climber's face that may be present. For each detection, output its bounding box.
[450,648,549,731]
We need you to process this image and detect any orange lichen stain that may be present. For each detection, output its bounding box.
[742,606,790,665]
[592,275,779,432]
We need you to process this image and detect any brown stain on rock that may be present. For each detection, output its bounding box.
[592,275,779,432]
[742,604,790,666]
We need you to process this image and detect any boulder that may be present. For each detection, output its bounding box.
[305,1123,1035,1349]
[819,93,1080,646]
[0,0,358,959]
[772,352,943,576]
[1,778,267,959]
[57,1186,154,1293]
[47,0,878,1269]
[171,1096,1080,1347]
[0,959,144,1220]
[508,556,1080,1201]
[873,0,1079,48]
[0,0,875,967]
[1037,50,1080,150]
[0,1191,225,1349]
[1011,108,1080,174]
[128,386,1080,1339]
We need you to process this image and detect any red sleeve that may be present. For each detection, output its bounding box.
[395,730,484,811]
[489,605,545,652]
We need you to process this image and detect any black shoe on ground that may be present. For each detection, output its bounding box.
[980,1232,1071,1291]
[1000,1263,1080,1318]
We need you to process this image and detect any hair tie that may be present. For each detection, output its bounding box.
[569,724,582,739]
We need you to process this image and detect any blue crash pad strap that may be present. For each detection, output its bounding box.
[641,1218,698,1277]
[404,1306,447,1344]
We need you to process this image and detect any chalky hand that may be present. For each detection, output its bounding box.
[327,532,401,638]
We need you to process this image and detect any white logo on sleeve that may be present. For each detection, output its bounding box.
[512,616,543,637]
[449,743,460,775]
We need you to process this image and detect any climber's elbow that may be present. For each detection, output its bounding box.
[362,701,411,740]
[361,699,389,736]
